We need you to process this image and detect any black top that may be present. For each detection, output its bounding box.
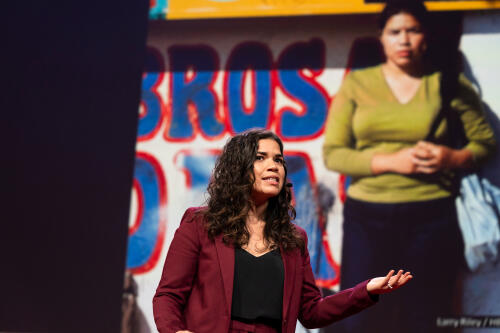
[231,247,284,328]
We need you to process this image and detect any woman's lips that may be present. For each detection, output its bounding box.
[263,177,279,185]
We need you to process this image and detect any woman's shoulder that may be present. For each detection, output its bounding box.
[457,73,479,94]
[291,224,309,247]
[347,64,382,80]
[179,206,208,226]
[183,206,206,216]
[288,224,311,259]
[293,224,307,238]
[432,69,480,97]
[175,207,210,243]
[341,64,383,92]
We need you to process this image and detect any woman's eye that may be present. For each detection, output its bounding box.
[275,158,284,164]
[256,155,264,160]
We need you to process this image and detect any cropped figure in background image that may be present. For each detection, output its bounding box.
[323,0,496,332]
[153,129,412,333]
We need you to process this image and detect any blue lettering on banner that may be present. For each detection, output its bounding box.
[277,39,329,140]
[168,45,224,140]
[226,42,273,133]
[127,154,166,271]
[183,154,217,188]
[138,47,164,140]
[174,150,219,208]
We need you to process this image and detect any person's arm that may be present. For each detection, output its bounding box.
[454,74,496,164]
[153,208,201,333]
[371,147,423,175]
[409,75,496,173]
[297,228,412,329]
[297,228,377,329]
[323,74,376,177]
[407,141,474,174]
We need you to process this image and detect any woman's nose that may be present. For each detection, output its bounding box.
[399,31,410,44]
[267,160,279,171]
[268,164,278,171]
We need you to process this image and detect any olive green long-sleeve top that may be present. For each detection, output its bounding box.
[323,65,496,203]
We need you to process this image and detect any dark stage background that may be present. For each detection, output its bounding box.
[2,1,149,331]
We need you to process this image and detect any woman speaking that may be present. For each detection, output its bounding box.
[154,129,412,333]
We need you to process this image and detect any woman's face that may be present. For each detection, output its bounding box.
[380,12,426,70]
[251,138,285,205]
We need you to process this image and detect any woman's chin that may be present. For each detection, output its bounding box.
[252,190,280,204]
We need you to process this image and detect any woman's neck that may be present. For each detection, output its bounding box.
[246,200,268,233]
[245,201,274,254]
[383,61,424,78]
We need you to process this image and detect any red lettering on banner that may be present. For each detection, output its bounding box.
[138,47,166,142]
[129,179,145,236]
[128,152,168,275]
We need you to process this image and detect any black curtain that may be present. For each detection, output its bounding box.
[2,1,149,332]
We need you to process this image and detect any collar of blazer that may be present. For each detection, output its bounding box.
[214,233,297,321]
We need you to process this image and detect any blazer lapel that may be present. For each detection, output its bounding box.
[214,235,235,316]
[281,246,296,321]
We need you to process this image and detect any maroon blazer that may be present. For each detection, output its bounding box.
[153,207,377,333]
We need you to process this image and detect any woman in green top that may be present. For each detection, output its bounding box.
[323,1,495,332]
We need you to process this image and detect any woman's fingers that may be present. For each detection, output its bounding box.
[411,143,443,173]
[402,272,413,282]
[384,269,395,285]
[413,146,433,159]
[415,165,438,174]
[397,272,413,287]
[387,269,403,288]
[391,270,413,288]
[417,141,436,150]
[385,270,412,291]
[413,157,437,167]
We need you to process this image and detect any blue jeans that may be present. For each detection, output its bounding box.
[336,197,464,333]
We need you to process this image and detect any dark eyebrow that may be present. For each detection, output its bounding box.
[257,151,283,158]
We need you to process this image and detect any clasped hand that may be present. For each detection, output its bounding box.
[392,141,455,174]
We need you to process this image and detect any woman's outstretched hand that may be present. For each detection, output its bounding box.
[366,269,413,295]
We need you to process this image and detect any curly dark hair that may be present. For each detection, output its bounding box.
[201,129,305,253]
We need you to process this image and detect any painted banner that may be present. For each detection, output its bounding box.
[125,12,500,333]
